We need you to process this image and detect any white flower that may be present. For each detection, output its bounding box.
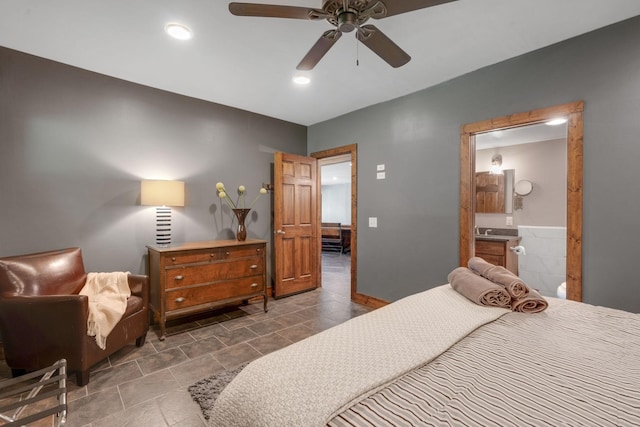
[215,182,266,210]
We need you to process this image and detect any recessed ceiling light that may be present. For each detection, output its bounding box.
[546,118,567,126]
[165,23,193,40]
[293,75,311,85]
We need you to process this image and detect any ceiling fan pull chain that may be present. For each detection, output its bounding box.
[356,35,359,66]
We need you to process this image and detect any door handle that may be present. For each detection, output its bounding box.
[275,230,286,235]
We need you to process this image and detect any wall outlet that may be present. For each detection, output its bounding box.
[376,172,385,179]
[506,216,513,226]
[369,217,378,228]
[377,164,385,171]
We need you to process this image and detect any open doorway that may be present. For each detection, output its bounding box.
[311,144,357,299]
[319,155,351,298]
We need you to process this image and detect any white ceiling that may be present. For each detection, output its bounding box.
[1,1,639,126]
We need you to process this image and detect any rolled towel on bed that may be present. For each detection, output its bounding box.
[511,288,548,313]
[468,257,530,299]
[448,267,511,308]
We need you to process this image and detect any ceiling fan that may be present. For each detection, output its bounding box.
[229,0,457,70]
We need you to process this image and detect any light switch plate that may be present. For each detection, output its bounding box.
[376,172,385,179]
[506,216,513,225]
[376,164,385,171]
[369,217,377,228]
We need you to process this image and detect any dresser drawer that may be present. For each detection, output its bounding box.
[163,244,265,266]
[164,249,218,265]
[165,276,265,311]
[222,244,265,260]
[164,256,264,289]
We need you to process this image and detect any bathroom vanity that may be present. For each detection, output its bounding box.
[475,235,521,275]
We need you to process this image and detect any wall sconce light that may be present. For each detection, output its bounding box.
[489,154,503,175]
[141,180,185,246]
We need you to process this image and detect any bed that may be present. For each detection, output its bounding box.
[209,284,640,426]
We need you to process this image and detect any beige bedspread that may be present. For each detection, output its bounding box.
[209,285,509,427]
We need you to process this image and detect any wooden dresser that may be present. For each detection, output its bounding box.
[474,236,521,275]
[147,239,267,340]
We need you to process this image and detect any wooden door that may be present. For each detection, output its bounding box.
[273,152,319,298]
[475,172,505,213]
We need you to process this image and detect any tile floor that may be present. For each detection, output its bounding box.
[0,253,367,427]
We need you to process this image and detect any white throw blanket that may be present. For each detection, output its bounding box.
[79,272,131,350]
[209,285,510,427]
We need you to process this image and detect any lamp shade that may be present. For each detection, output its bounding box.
[141,180,185,207]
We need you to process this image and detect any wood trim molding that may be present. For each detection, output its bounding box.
[352,292,389,309]
[460,101,584,301]
[311,144,358,299]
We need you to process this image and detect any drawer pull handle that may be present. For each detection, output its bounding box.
[250,264,258,269]
[250,283,258,288]
[171,257,176,261]
[174,275,184,280]
[174,297,186,303]
[225,251,230,256]
[256,249,262,253]
[210,253,215,257]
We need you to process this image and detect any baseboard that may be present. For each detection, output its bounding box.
[352,292,389,309]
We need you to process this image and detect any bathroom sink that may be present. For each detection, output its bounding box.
[475,234,518,241]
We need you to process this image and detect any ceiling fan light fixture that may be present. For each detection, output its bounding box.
[227,0,450,70]
[165,23,193,40]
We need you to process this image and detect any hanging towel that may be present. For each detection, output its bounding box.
[79,272,131,349]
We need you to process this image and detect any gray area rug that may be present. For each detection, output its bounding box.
[188,363,248,420]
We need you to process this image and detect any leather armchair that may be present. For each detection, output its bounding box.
[0,248,149,386]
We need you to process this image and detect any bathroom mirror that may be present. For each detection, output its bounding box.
[475,169,514,214]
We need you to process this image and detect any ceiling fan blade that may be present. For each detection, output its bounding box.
[296,30,342,71]
[356,25,410,68]
[377,0,457,18]
[229,3,327,20]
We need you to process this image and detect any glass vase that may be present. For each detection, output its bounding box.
[232,208,251,241]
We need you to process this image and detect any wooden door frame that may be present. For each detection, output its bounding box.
[311,144,358,300]
[460,101,584,301]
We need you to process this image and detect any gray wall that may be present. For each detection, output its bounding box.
[0,47,307,277]
[308,16,640,312]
